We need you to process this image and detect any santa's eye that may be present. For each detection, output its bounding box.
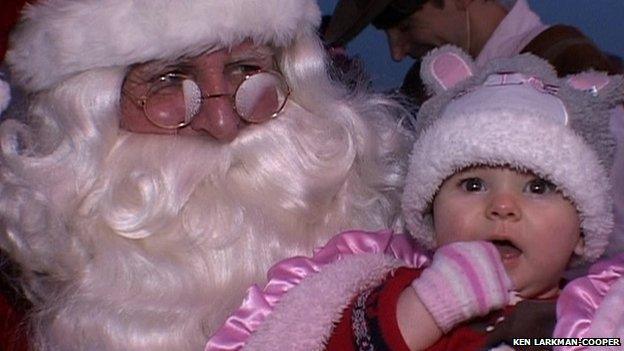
[227,63,263,77]
[460,177,486,192]
[524,178,557,195]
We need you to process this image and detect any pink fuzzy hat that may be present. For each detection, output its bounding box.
[402,45,624,263]
[5,0,321,92]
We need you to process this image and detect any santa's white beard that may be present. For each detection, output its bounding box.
[12,99,403,350]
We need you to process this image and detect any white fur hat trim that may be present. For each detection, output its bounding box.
[402,109,612,263]
[7,0,321,91]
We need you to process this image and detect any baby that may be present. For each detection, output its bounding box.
[396,165,584,349]
[205,46,624,351]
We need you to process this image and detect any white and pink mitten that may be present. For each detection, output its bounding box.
[411,241,514,332]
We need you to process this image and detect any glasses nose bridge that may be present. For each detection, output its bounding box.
[194,68,238,99]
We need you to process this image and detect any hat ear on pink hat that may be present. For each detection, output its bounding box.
[421,47,475,94]
[402,45,624,263]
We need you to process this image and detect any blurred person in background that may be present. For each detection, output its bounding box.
[325,0,621,102]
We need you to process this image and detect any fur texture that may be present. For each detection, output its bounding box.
[243,253,404,351]
[0,17,413,351]
[7,0,320,91]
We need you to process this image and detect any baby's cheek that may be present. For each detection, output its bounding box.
[434,217,474,245]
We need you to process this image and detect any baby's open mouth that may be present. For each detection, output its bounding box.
[492,240,522,260]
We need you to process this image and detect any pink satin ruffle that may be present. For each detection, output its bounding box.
[554,253,624,350]
[204,229,430,351]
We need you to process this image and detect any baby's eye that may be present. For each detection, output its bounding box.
[460,177,485,192]
[524,178,557,195]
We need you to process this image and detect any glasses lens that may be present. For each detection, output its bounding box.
[144,76,199,129]
[235,72,288,123]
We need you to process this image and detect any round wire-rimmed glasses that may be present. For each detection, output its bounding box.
[125,69,291,130]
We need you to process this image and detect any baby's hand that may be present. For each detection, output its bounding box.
[411,241,514,332]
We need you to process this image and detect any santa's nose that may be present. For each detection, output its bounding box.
[189,96,241,141]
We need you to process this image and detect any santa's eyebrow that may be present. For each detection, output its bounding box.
[126,59,193,86]
[229,46,275,63]
[126,45,276,86]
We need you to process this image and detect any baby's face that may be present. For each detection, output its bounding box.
[432,166,583,299]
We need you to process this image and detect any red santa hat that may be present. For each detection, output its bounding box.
[3,0,321,92]
[1,0,30,62]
